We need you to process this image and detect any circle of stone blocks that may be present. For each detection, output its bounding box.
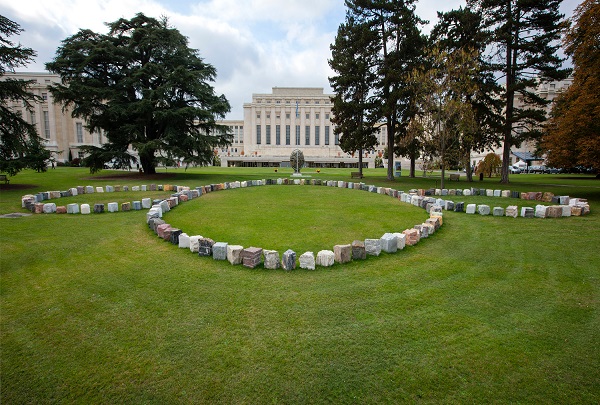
[263,249,281,269]
[299,252,315,270]
[198,238,215,257]
[364,239,381,256]
[316,250,335,267]
[107,202,119,213]
[178,233,190,249]
[242,247,263,268]
[380,233,398,253]
[227,245,244,265]
[493,207,505,216]
[281,249,296,270]
[351,240,366,260]
[477,205,490,216]
[334,244,352,264]
[81,204,91,215]
[212,242,228,260]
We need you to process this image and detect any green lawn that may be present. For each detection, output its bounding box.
[1,167,599,404]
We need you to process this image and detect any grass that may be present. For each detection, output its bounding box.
[1,167,599,404]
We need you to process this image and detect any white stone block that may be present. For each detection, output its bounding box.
[43,203,56,214]
[141,198,152,209]
[67,203,79,214]
[316,250,335,267]
[227,245,244,265]
[535,205,548,218]
[95,186,104,193]
[501,190,511,198]
[561,205,571,217]
[466,204,477,214]
[107,202,118,212]
[365,239,381,256]
[393,233,406,250]
[189,235,203,253]
[81,204,91,214]
[69,188,78,196]
[299,252,315,270]
[380,233,398,253]
[463,189,472,196]
[178,233,190,249]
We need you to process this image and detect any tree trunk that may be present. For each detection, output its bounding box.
[358,148,363,176]
[139,150,156,175]
[500,1,515,184]
[386,122,394,181]
[410,155,416,178]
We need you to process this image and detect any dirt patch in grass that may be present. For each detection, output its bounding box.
[0,183,39,191]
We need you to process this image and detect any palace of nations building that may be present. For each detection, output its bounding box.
[3,72,571,170]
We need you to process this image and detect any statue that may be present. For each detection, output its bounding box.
[290,149,305,176]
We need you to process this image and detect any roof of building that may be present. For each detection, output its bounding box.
[512,151,543,162]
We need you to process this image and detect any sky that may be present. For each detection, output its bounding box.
[1,0,580,119]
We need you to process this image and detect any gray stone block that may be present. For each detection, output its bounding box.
[466,204,477,214]
[493,207,505,216]
[67,203,79,214]
[477,205,490,215]
[213,242,228,260]
[43,203,56,214]
[282,250,296,270]
[198,238,215,257]
[93,204,104,214]
[380,233,398,253]
[351,240,366,260]
[263,249,280,269]
[107,202,118,212]
[365,239,381,256]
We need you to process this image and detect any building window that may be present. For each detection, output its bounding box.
[315,126,320,145]
[305,126,310,145]
[256,125,261,144]
[334,131,339,145]
[316,101,320,104]
[316,113,320,119]
[286,113,290,119]
[266,124,271,145]
[326,113,330,120]
[286,125,291,145]
[275,125,281,145]
[276,100,281,104]
[325,126,330,145]
[306,113,310,119]
[76,123,83,143]
[295,125,300,145]
[42,93,48,101]
[30,111,35,125]
[43,111,50,139]
[257,114,260,119]
[266,114,270,119]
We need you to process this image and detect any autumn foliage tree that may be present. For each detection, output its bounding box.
[542,0,600,172]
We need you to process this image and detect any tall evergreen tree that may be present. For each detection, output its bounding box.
[542,0,600,172]
[46,13,231,174]
[430,7,503,182]
[467,0,570,183]
[329,15,379,176]
[344,0,426,180]
[0,15,51,176]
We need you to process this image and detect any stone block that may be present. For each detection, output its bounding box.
[351,240,366,260]
[69,188,78,196]
[106,185,114,193]
[169,229,182,244]
[444,201,455,211]
[189,235,203,253]
[81,204,91,215]
[77,186,85,195]
[560,205,571,217]
[477,205,491,216]
[226,245,244,265]
[149,218,165,234]
[299,252,315,270]
[157,223,172,240]
[95,187,104,193]
[403,229,420,246]
[501,190,511,198]
[426,217,441,231]
[334,244,352,264]
[150,184,157,191]
[198,238,215,256]
[121,202,131,212]
[263,249,280,269]
[107,202,119,213]
[142,198,152,209]
[542,192,554,202]
[365,239,381,256]
[466,204,477,214]
[67,203,79,214]
[93,204,104,214]
[535,205,548,218]
[316,250,335,267]
[521,207,534,218]
[178,233,190,248]
[571,206,583,216]
[560,196,570,205]
[546,206,562,218]
[505,205,518,218]
[493,207,505,216]
[213,242,228,260]
[454,202,464,212]
[463,189,472,196]
[486,189,494,197]
[56,206,67,214]
[281,250,296,270]
[43,203,56,214]
[391,233,406,250]
[242,247,263,268]
[380,233,398,253]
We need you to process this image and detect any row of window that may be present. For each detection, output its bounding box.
[254,99,329,105]
[257,113,330,120]
[256,125,339,146]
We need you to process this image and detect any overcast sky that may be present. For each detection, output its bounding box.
[1,0,580,119]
